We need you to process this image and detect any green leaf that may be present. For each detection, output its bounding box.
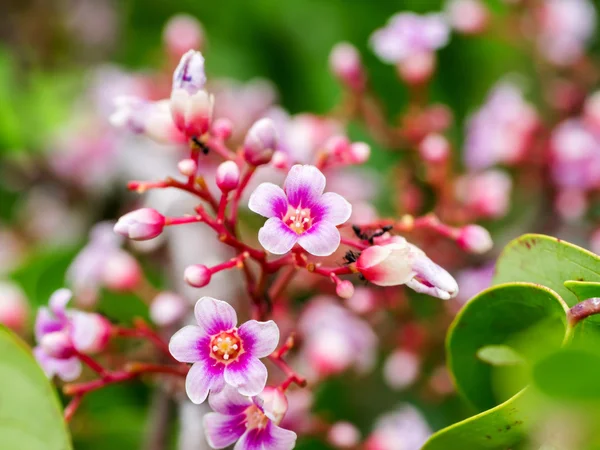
[447,283,568,411]
[422,389,531,450]
[494,234,600,307]
[0,326,72,449]
[532,348,600,401]
[477,345,525,366]
[564,281,600,302]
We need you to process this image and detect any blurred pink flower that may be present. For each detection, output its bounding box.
[365,405,432,450]
[455,263,494,304]
[456,170,512,219]
[0,281,29,332]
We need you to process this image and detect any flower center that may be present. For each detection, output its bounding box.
[209,330,243,363]
[283,205,314,235]
[245,405,269,430]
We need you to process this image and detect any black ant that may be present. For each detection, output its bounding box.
[192,136,210,155]
[343,250,360,265]
[352,224,393,245]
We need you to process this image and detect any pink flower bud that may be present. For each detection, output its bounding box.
[170,89,214,138]
[184,264,211,287]
[456,170,512,219]
[328,421,361,448]
[178,158,198,177]
[419,134,450,163]
[555,189,588,221]
[0,282,29,331]
[211,117,233,140]
[243,118,278,166]
[349,142,371,164]
[71,312,112,354]
[457,224,493,254]
[446,0,489,35]
[345,287,376,314]
[163,14,205,57]
[40,331,75,359]
[383,349,420,390]
[397,52,436,85]
[114,208,166,241]
[329,42,366,92]
[259,387,289,425]
[216,161,240,193]
[271,151,290,170]
[324,135,352,158]
[102,251,142,291]
[336,280,355,299]
[172,50,206,94]
[150,292,188,327]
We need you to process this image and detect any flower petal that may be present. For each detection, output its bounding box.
[194,297,238,335]
[169,326,209,363]
[297,221,341,256]
[209,384,253,415]
[224,355,268,397]
[234,422,297,450]
[34,307,63,342]
[238,320,280,359]
[284,165,326,208]
[204,412,247,449]
[314,192,352,226]
[248,183,288,218]
[49,288,72,318]
[34,347,82,382]
[186,358,225,404]
[258,218,298,255]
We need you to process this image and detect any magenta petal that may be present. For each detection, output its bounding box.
[284,165,326,208]
[258,218,298,255]
[34,307,63,342]
[248,183,288,218]
[49,288,72,318]
[316,192,352,226]
[169,326,208,363]
[235,422,297,450]
[194,297,238,335]
[209,385,253,415]
[186,359,225,404]
[204,412,247,449]
[297,221,341,256]
[224,355,268,397]
[238,320,279,359]
[34,347,82,381]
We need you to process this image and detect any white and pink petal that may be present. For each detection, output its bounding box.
[204,412,247,449]
[224,355,268,397]
[258,218,299,255]
[248,183,288,218]
[169,326,209,363]
[194,297,238,335]
[238,320,280,359]
[313,192,352,226]
[284,165,326,208]
[208,385,253,415]
[185,359,225,404]
[297,221,341,256]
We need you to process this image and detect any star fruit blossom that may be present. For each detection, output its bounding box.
[34,289,111,381]
[204,385,296,450]
[248,165,352,256]
[168,297,279,404]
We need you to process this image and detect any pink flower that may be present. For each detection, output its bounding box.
[456,170,512,219]
[370,13,450,64]
[356,237,458,299]
[298,297,377,377]
[203,386,296,450]
[383,349,420,390]
[168,297,279,403]
[328,422,361,448]
[445,0,489,35]
[34,289,111,381]
[163,14,205,57]
[329,42,366,92]
[243,118,278,166]
[114,208,166,241]
[150,292,188,327]
[216,161,241,192]
[248,165,352,256]
[0,281,29,331]
[365,405,431,450]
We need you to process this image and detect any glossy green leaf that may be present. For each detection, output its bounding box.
[532,348,600,401]
[564,280,600,302]
[0,326,72,449]
[494,234,600,307]
[422,389,531,450]
[477,345,525,366]
[447,283,568,411]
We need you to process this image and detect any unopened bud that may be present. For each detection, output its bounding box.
[328,421,361,448]
[184,264,211,288]
[178,158,198,177]
[259,387,289,425]
[243,118,278,166]
[102,251,142,292]
[40,331,74,359]
[336,280,355,299]
[216,161,240,193]
[329,42,366,92]
[150,292,188,327]
[172,50,206,94]
[211,117,233,140]
[446,0,488,35]
[0,281,28,331]
[71,312,112,354]
[349,142,370,164]
[163,14,205,57]
[345,287,376,314]
[419,134,450,163]
[397,52,436,85]
[114,208,166,241]
[271,151,290,170]
[457,224,493,254]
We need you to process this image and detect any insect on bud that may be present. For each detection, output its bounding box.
[184,264,212,288]
[216,161,240,193]
[243,118,278,166]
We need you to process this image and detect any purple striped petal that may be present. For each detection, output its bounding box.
[224,354,268,397]
[297,221,341,256]
[234,422,297,450]
[204,412,247,449]
[168,326,209,363]
[315,192,352,226]
[194,297,238,335]
[248,183,288,218]
[284,165,326,208]
[209,385,253,415]
[258,218,298,255]
[185,358,225,404]
[238,320,279,359]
